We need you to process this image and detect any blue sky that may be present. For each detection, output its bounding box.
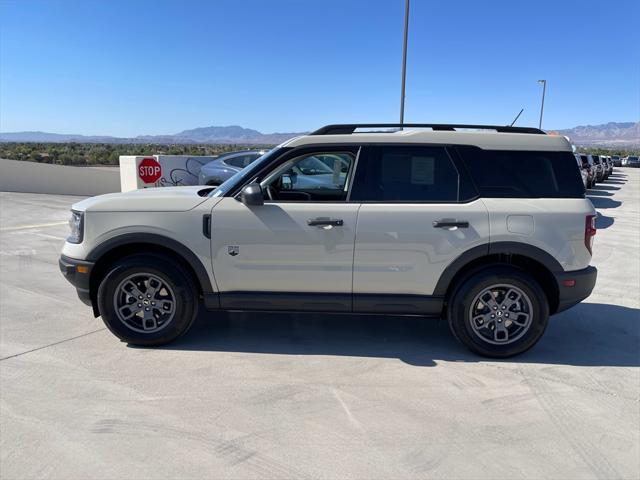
[1,0,638,136]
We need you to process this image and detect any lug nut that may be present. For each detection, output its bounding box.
[137,304,142,308]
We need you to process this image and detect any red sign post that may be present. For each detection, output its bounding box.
[138,157,162,184]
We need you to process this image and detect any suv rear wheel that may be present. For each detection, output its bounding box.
[97,254,199,346]
[448,267,549,357]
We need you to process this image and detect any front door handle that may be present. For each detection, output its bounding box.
[307,218,344,227]
[433,219,469,229]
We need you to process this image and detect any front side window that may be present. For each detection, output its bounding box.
[350,146,460,202]
[261,151,355,202]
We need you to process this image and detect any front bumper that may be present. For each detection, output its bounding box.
[59,254,95,306]
[554,266,597,313]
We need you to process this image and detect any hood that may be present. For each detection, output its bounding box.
[72,186,214,212]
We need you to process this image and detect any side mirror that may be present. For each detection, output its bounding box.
[240,183,264,206]
[281,174,293,190]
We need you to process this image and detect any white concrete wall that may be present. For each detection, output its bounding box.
[0,158,120,196]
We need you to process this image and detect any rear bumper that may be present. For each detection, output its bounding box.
[554,266,597,313]
[59,254,94,306]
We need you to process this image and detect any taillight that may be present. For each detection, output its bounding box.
[585,215,596,255]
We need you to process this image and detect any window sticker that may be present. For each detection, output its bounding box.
[411,156,435,184]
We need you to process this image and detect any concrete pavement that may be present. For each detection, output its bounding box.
[1,170,638,479]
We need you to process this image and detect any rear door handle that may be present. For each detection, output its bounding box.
[433,219,469,229]
[307,218,344,227]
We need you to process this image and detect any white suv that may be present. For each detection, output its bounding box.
[60,124,597,357]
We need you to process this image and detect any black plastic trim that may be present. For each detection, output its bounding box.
[213,292,443,316]
[432,242,564,296]
[86,233,214,294]
[202,214,211,239]
[311,124,546,135]
[220,292,351,312]
[353,294,443,315]
[59,254,94,291]
[554,266,597,313]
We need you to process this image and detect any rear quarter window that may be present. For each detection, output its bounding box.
[457,146,585,198]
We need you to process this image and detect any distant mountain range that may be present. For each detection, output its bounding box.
[0,125,304,145]
[551,122,640,148]
[1,122,638,147]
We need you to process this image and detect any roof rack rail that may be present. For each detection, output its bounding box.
[310,124,546,135]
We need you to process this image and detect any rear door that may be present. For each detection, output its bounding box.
[349,145,489,314]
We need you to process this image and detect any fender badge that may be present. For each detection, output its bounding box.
[228,245,239,257]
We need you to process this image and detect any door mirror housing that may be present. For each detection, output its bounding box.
[240,183,264,206]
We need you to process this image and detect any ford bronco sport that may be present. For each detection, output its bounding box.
[60,124,597,357]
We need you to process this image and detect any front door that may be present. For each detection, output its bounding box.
[210,148,360,311]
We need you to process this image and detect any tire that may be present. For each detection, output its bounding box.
[447,267,549,358]
[97,254,199,346]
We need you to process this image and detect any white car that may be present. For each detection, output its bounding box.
[60,123,597,358]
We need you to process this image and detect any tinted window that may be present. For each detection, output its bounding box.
[350,146,459,202]
[225,154,260,168]
[457,147,584,198]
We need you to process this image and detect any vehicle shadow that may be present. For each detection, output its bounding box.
[587,196,622,209]
[148,302,639,368]
[591,184,621,191]
[595,212,614,229]
[586,189,613,197]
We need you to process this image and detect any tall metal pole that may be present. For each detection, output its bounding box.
[399,0,410,127]
[538,79,546,130]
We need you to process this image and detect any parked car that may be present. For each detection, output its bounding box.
[574,154,589,189]
[198,150,267,186]
[602,156,613,178]
[611,155,622,167]
[59,123,597,358]
[626,155,640,167]
[579,154,595,188]
[591,155,605,181]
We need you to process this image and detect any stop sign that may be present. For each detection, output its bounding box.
[138,157,162,184]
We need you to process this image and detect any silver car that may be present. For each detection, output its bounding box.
[198,150,267,186]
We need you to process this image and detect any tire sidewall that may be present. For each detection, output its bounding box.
[448,267,549,358]
[97,254,198,346]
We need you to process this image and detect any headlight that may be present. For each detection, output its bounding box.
[67,210,84,244]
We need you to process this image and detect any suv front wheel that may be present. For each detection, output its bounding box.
[97,254,199,346]
[448,267,549,357]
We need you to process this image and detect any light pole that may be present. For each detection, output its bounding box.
[399,0,410,127]
[537,79,547,130]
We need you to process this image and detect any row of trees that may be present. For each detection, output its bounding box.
[578,147,639,157]
[0,142,637,167]
[0,143,273,166]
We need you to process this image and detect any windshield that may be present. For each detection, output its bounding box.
[210,147,283,197]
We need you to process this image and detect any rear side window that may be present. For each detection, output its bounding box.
[350,146,460,202]
[457,146,584,198]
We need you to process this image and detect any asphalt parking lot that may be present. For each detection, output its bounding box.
[1,170,638,479]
